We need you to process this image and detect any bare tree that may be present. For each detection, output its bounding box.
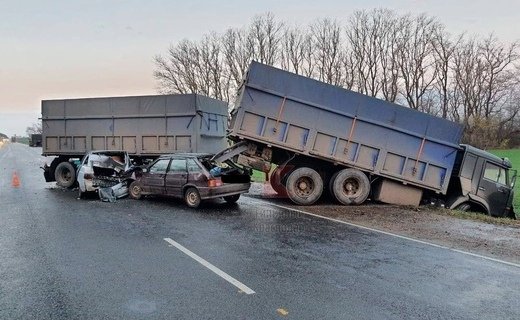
[222,27,254,90]
[345,10,384,97]
[153,39,200,94]
[397,14,439,111]
[431,29,460,119]
[281,25,307,75]
[248,13,284,66]
[26,121,42,136]
[311,18,343,85]
[451,35,519,147]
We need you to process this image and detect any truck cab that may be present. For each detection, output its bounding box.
[447,145,517,218]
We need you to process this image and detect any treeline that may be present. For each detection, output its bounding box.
[154,10,520,148]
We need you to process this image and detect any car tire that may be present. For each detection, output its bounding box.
[224,194,240,204]
[129,181,143,200]
[330,168,370,205]
[184,187,201,208]
[285,167,323,205]
[55,161,76,188]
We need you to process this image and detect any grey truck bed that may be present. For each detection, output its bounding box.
[229,62,464,194]
[42,94,228,157]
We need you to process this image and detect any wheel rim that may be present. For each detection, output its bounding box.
[294,176,314,197]
[186,191,198,205]
[342,178,360,196]
[61,170,72,182]
[131,184,141,197]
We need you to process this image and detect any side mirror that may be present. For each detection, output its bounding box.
[511,169,517,188]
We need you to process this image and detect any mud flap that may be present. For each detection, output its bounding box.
[42,165,55,182]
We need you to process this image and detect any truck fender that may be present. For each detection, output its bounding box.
[448,195,489,214]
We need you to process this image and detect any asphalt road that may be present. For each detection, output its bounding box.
[1,142,519,320]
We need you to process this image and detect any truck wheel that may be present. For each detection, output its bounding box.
[285,167,323,205]
[455,203,472,212]
[184,187,201,208]
[55,161,76,188]
[269,166,290,196]
[331,168,370,205]
[224,194,240,204]
[129,181,143,200]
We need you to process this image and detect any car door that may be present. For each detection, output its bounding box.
[142,158,171,195]
[165,158,188,197]
[477,161,510,216]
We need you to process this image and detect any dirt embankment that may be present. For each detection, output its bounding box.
[247,182,520,265]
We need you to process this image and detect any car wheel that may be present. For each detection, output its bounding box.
[55,161,76,188]
[184,187,201,208]
[129,181,143,200]
[285,167,323,205]
[224,194,240,204]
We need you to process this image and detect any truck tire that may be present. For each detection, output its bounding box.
[269,166,290,196]
[455,203,472,212]
[285,167,323,205]
[330,168,370,205]
[55,161,76,188]
[184,187,201,208]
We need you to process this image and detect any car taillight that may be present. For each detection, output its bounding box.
[208,179,222,187]
[84,173,94,180]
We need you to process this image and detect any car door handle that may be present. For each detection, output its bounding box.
[478,187,485,191]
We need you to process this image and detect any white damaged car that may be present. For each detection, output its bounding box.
[77,150,134,201]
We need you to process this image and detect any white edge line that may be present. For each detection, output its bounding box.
[163,238,255,295]
[251,199,520,269]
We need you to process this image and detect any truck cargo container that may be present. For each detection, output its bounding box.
[220,62,516,218]
[42,94,228,188]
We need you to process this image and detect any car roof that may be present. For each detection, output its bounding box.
[158,152,214,159]
[88,150,127,155]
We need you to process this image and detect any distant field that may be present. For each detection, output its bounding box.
[490,149,520,215]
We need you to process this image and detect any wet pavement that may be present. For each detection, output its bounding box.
[1,142,520,319]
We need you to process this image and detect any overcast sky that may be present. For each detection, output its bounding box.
[1,0,519,136]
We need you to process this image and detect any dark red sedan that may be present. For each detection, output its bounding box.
[129,153,251,208]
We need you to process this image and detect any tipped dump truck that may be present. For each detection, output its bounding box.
[220,62,516,217]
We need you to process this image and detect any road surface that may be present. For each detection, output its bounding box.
[1,143,519,319]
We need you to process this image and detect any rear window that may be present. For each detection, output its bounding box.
[187,159,202,172]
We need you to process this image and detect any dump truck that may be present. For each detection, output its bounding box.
[42,94,229,188]
[29,134,42,147]
[217,62,516,218]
